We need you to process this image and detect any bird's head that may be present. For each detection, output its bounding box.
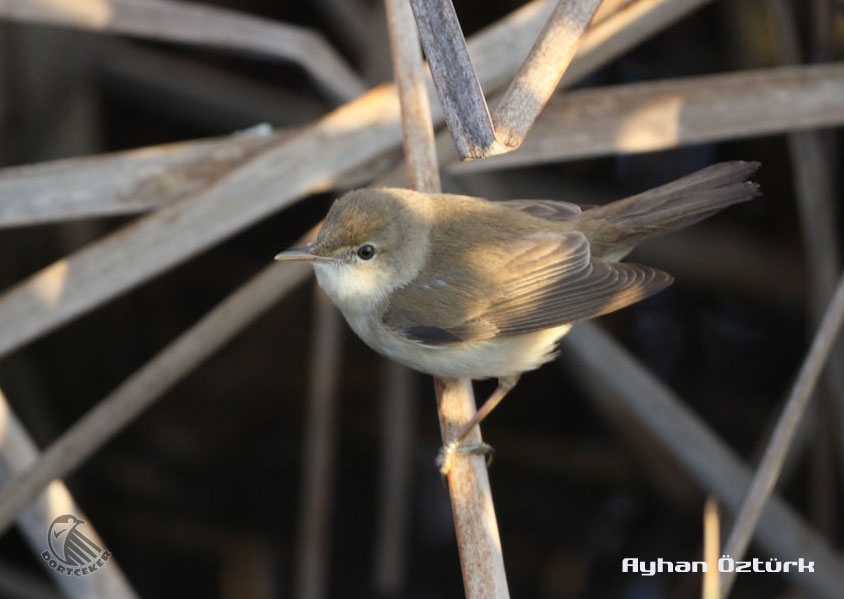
[275,188,433,314]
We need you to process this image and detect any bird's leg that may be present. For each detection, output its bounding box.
[437,374,520,475]
[454,374,520,443]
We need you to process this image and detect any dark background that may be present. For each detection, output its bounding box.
[0,1,841,598]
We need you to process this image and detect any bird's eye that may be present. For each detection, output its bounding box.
[357,244,376,260]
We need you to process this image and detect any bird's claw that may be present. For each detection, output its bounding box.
[437,441,495,476]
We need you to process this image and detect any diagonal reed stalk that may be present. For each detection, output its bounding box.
[408,0,602,159]
[0,0,365,102]
[560,321,844,598]
[719,271,844,596]
[0,233,316,536]
[0,388,138,598]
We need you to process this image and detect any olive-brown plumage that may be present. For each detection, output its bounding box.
[275,161,760,459]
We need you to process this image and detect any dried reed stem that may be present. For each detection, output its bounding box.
[435,378,510,598]
[492,0,602,149]
[560,322,844,598]
[410,0,602,158]
[0,388,138,598]
[386,0,440,192]
[452,64,844,172]
[295,285,343,599]
[408,0,501,159]
[385,0,718,178]
[592,0,637,24]
[386,0,509,596]
[559,0,714,86]
[0,127,289,227]
[702,497,720,599]
[719,271,844,596]
[0,125,396,228]
[0,0,365,102]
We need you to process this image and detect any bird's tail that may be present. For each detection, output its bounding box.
[579,161,760,259]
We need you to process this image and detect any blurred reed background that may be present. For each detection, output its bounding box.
[0,1,842,598]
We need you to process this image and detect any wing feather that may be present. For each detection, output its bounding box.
[499,199,582,221]
[382,232,672,345]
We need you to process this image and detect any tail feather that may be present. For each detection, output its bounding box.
[581,161,760,257]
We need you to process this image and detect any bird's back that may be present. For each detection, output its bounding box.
[420,161,759,261]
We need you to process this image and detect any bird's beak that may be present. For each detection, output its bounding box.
[274,245,335,263]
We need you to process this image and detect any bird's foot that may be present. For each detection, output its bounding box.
[436,441,495,476]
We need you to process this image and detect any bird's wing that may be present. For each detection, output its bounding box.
[498,199,582,221]
[382,232,672,346]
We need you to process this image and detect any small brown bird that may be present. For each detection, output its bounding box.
[275,161,760,469]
